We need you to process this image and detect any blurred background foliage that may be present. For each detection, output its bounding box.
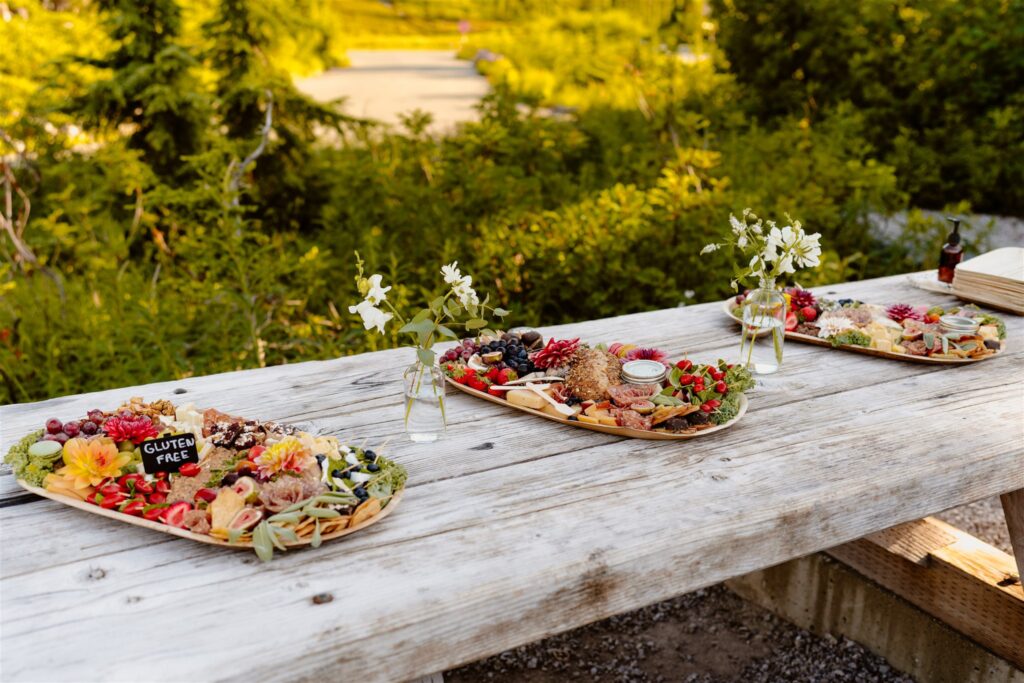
[0,0,1019,403]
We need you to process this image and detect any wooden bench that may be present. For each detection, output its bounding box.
[1,272,1021,681]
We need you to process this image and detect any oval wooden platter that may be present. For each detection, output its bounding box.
[721,298,1005,364]
[16,478,403,550]
[445,377,747,440]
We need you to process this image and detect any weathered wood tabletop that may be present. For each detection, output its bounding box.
[2,272,1022,682]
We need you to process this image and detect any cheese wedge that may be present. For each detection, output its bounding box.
[506,389,548,410]
[542,402,579,418]
[871,338,892,353]
[979,325,999,340]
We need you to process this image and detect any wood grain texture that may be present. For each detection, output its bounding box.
[827,517,1024,669]
[444,378,748,440]
[722,298,1007,364]
[15,480,403,550]
[1,272,1022,682]
[1001,489,1024,580]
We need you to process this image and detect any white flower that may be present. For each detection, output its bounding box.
[816,313,855,339]
[748,254,760,270]
[441,262,463,286]
[348,299,393,334]
[729,214,744,235]
[364,274,391,305]
[701,243,720,254]
[794,232,822,268]
[452,277,479,307]
[751,220,763,235]
[776,254,795,274]
[737,235,748,249]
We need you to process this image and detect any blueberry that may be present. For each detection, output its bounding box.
[517,363,529,374]
[354,486,368,500]
[497,340,507,348]
[367,462,380,472]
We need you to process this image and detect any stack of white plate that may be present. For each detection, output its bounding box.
[951,247,1024,315]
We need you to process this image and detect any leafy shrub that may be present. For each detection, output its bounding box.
[712,0,1024,214]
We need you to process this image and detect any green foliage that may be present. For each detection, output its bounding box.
[712,0,1024,214]
[1,0,1015,406]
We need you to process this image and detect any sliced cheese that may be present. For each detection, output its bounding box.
[506,389,548,410]
[979,325,999,340]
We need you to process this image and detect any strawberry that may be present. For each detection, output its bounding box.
[178,462,201,477]
[800,306,817,322]
[121,498,146,516]
[700,403,714,413]
[485,366,501,382]
[148,492,167,505]
[143,505,167,522]
[467,377,488,392]
[497,368,517,384]
[117,473,143,491]
[99,492,127,509]
[154,479,171,495]
[785,312,798,331]
[487,385,505,398]
[194,488,218,503]
[133,479,154,495]
[163,501,192,528]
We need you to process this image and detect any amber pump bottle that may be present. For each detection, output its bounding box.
[937,216,963,284]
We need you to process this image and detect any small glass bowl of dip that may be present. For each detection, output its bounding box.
[939,315,980,336]
[621,360,668,385]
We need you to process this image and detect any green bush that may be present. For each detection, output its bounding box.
[712,0,1024,215]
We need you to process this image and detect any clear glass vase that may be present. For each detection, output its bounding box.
[403,360,446,443]
[739,286,787,374]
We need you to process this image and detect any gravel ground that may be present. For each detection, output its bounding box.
[448,497,1011,682]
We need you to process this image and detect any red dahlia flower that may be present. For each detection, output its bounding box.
[102,415,159,444]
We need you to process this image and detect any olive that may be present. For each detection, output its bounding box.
[367,463,380,472]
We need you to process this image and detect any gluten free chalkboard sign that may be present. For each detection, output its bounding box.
[141,433,199,473]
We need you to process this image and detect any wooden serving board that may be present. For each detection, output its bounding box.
[721,299,1005,365]
[445,377,747,440]
[16,479,403,549]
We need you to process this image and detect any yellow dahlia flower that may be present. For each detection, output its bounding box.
[57,438,132,489]
[254,436,314,478]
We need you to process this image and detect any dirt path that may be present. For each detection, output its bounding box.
[294,50,488,132]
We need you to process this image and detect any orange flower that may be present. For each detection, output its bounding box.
[254,437,313,478]
[57,438,132,489]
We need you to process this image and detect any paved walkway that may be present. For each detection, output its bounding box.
[294,50,489,132]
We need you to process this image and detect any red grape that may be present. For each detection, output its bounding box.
[62,421,81,437]
[80,421,98,435]
[45,418,62,434]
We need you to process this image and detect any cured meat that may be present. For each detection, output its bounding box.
[607,383,660,408]
[614,408,652,431]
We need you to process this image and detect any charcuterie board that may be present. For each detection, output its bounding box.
[4,398,406,560]
[440,330,753,440]
[723,291,1007,364]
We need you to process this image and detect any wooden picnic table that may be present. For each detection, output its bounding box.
[1,272,1022,682]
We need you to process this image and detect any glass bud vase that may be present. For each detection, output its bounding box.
[739,287,787,374]
[403,360,446,443]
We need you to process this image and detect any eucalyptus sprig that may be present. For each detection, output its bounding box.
[350,252,509,367]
